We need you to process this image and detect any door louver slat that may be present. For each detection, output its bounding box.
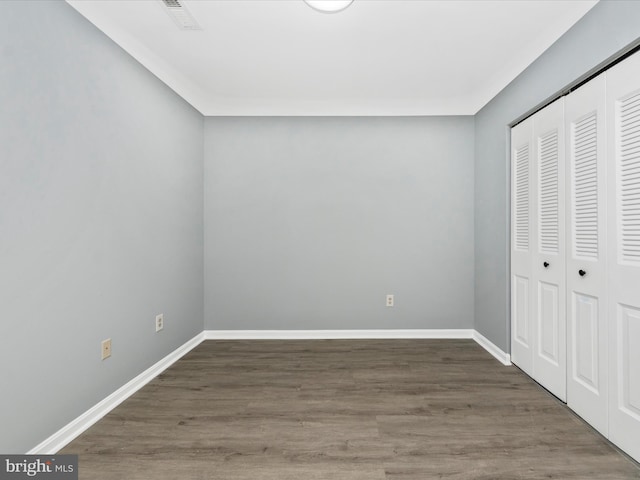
[573,113,599,259]
[619,92,640,263]
[539,130,559,253]
[515,145,530,251]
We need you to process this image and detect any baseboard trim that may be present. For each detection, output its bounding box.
[204,329,511,365]
[473,330,511,366]
[28,328,511,454]
[203,329,475,340]
[28,332,205,455]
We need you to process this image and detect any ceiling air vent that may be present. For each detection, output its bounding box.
[160,0,201,31]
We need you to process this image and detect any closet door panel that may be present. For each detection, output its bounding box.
[532,98,566,401]
[565,74,608,435]
[607,50,640,463]
[511,118,534,375]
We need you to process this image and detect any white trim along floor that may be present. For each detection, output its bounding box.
[29,329,510,454]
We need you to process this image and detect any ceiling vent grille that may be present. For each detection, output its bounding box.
[160,0,201,31]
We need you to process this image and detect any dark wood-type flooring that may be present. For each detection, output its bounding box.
[61,339,640,479]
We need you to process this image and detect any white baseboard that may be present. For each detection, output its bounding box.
[29,328,511,454]
[205,329,511,365]
[28,332,205,455]
[473,330,511,365]
[204,329,475,340]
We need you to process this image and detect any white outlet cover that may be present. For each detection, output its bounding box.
[155,314,164,332]
[386,295,394,307]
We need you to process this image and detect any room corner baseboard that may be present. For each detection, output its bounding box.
[28,327,511,454]
[473,330,511,366]
[203,329,475,340]
[204,329,511,365]
[27,332,205,455]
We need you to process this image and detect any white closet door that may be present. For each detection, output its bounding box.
[565,74,608,435]
[511,118,534,375]
[531,98,566,400]
[607,51,640,463]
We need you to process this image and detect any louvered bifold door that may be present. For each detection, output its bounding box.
[565,74,608,435]
[531,98,566,401]
[606,50,640,462]
[511,118,534,375]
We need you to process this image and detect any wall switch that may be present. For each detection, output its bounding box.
[101,338,112,360]
[155,314,164,332]
[386,294,394,307]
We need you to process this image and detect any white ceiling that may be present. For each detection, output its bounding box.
[66,0,598,116]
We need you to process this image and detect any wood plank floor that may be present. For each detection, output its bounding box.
[61,340,640,479]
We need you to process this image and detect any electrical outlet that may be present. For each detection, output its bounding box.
[101,338,112,360]
[386,294,394,307]
[155,314,164,332]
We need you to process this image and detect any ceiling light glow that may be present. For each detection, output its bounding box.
[304,0,354,14]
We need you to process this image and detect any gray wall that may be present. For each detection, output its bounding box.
[7,0,637,457]
[0,1,204,453]
[204,117,474,330]
[474,0,640,351]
